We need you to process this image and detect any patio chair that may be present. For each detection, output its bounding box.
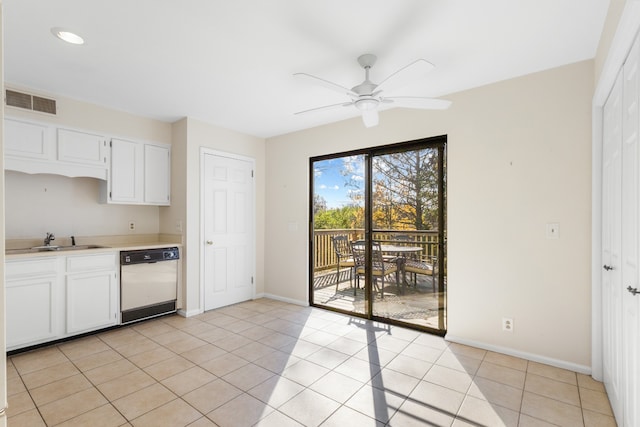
[404,256,438,293]
[351,240,399,298]
[331,235,355,291]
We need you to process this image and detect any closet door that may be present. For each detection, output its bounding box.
[602,69,624,424]
[622,34,640,427]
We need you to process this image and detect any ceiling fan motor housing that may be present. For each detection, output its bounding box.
[355,97,379,111]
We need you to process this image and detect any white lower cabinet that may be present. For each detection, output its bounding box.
[6,258,62,351]
[6,252,120,351]
[66,254,118,334]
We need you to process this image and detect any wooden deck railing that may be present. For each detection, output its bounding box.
[313,229,440,272]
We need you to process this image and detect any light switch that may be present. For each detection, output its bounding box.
[546,223,559,239]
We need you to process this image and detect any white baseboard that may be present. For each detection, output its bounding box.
[262,293,309,307]
[445,334,591,375]
[178,308,203,318]
[253,292,265,299]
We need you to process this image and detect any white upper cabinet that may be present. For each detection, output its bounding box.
[144,144,171,205]
[109,138,144,203]
[57,128,108,167]
[4,118,109,180]
[3,117,171,206]
[5,118,50,160]
[106,139,171,206]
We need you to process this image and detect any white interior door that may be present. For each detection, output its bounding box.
[602,69,624,423]
[202,151,255,310]
[622,35,640,427]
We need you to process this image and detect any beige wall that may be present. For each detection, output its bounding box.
[265,60,594,370]
[164,117,266,315]
[4,172,160,239]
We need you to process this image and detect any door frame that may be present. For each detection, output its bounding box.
[309,135,447,335]
[592,2,640,381]
[199,148,256,313]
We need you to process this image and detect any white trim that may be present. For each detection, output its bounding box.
[199,148,257,313]
[591,1,640,382]
[592,105,604,381]
[177,308,202,318]
[445,335,591,375]
[262,293,309,307]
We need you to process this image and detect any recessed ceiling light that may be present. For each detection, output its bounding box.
[51,27,84,45]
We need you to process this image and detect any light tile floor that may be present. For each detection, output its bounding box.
[7,298,616,426]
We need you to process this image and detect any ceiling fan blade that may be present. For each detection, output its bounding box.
[361,109,379,128]
[384,96,452,110]
[376,59,435,93]
[294,72,358,97]
[294,102,353,115]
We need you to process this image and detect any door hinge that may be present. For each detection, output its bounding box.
[109,191,112,199]
[251,276,254,284]
[110,140,112,148]
[251,170,254,178]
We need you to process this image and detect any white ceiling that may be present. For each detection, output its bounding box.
[4,0,610,138]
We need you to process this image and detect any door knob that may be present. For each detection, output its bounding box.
[206,240,213,245]
[603,265,614,271]
[627,286,639,296]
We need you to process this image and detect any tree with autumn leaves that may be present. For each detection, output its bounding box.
[314,148,440,231]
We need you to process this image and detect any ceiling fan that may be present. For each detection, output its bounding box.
[294,54,451,128]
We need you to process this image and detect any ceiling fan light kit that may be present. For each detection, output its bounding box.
[294,53,451,128]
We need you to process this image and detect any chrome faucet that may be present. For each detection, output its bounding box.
[44,232,55,246]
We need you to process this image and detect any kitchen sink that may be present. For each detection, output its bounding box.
[6,245,110,255]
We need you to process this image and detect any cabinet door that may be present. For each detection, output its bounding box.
[5,118,50,160]
[110,138,144,203]
[144,144,171,205]
[57,128,108,167]
[66,270,118,334]
[6,276,58,349]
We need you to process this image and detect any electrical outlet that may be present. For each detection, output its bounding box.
[176,220,183,233]
[502,317,514,332]
[128,221,136,231]
[546,223,559,239]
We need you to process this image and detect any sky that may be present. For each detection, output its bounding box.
[313,156,364,209]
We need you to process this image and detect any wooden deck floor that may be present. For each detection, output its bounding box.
[312,269,445,330]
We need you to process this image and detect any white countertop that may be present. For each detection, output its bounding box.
[5,234,182,260]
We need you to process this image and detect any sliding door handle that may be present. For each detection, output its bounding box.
[627,286,639,296]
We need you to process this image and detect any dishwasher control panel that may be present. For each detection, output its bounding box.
[120,247,180,265]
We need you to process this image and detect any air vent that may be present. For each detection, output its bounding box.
[5,89,57,115]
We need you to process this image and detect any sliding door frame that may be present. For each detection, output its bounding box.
[309,134,447,335]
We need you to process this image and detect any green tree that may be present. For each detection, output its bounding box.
[314,205,363,230]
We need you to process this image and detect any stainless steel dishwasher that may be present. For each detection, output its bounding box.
[120,247,179,324]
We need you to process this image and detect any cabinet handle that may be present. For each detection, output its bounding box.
[603,265,614,271]
[206,240,213,246]
[627,286,639,296]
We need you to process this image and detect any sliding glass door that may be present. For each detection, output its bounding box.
[310,155,366,315]
[310,136,446,334]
